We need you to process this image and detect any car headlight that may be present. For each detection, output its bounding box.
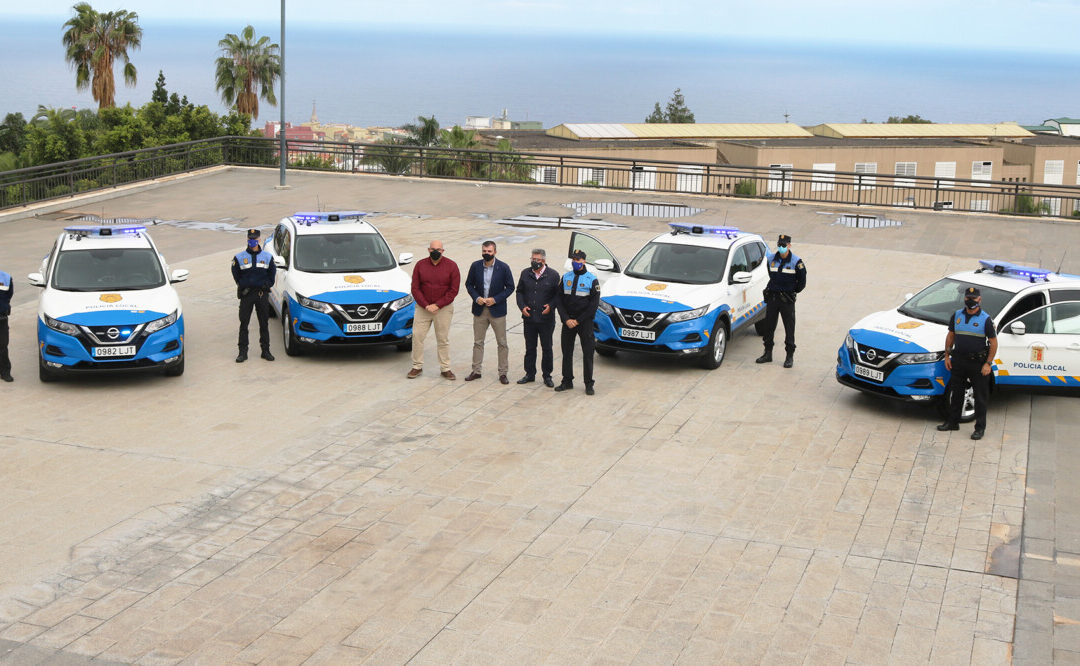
[667,305,709,323]
[297,294,334,314]
[598,300,614,315]
[896,351,945,364]
[44,314,79,336]
[388,294,414,311]
[145,310,178,334]
[844,333,855,350]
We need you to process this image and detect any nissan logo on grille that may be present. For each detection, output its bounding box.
[356,305,369,317]
[865,348,878,361]
[106,327,120,340]
[632,312,645,324]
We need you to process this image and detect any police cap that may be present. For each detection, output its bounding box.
[247,228,261,240]
[964,286,981,297]
[571,249,587,260]
[778,234,792,245]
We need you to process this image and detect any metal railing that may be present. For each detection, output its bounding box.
[4,135,1080,220]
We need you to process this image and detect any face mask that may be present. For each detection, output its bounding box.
[777,245,788,255]
[247,239,259,249]
[482,253,494,262]
[531,260,543,270]
[572,261,585,272]
[429,250,442,261]
[964,298,978,309]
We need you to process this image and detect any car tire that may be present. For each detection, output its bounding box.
[938,384,976,423]
[39,358,58,383]
[596,346,617,358]
[699,319,729,370]
[281,304,303,357]
[163,352,185,377]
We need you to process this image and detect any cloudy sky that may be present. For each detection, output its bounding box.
[6,0,1080,53]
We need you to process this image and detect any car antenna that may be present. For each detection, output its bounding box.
[1057,249,1068,275]
[316,194,322,212]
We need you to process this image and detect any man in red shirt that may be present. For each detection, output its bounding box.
[408,239,460,379]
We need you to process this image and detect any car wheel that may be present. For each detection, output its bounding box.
[938,384,976,423]
[163,352,185,377]
[699,320,728,370]
[281,304,302,357]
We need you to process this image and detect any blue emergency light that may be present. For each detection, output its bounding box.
[64,225,146,237]
[977,259,1052,282]
[668,222,741,238]
[293,211,367,225]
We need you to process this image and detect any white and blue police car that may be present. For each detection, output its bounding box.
[29,224,189,381]
[264,211,415,355]
[837,259,1080,420]
[567,223,770,369]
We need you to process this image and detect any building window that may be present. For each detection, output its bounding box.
[934,161,956,188]
[894,162,917,188]
[811,163,835,192]
[767,164,793,193]
[1044,160,1064,185]
[676,165,704,193]
[854,162,876,190]
[972,161,993,186]
[533,166,557,184]
[577,167,605,187]
[970,199,990,212]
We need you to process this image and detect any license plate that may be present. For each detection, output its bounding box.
[345,322,383,334]
[93,345,136,358]
[620,328,655,341]
[853,364,885,382]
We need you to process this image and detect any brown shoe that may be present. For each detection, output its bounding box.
[465,372,482,381]
[499,375,509,385]
[407,368,422,379]
[441,370,456,380]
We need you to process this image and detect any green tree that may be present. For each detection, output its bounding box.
[402,115,440,147]
[151,70,167,104]
[362,138,415,175]
[644,102,665,124]
[489,138,533,182]
[644,88,695,123]
[62,3,143,110]
[215,25,281,120]
[427,125,480,177]
[25,106,86,164]
[886,114,932,124]
[0,113,28,155]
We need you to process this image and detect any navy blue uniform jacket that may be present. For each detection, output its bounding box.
[465,259,516,318]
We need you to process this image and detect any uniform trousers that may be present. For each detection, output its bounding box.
[522,319,555,380]
[0,317,10,376]
[471,307,508,375]
[412,304,454,372]
[560,322,595,386]
[946,355,990,430]
[238,290,270,352]
[761,296,797,353]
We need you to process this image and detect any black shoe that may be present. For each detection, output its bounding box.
[585,385,595,396]
[543,377,554,388]
[261,350,275,361]
[517,376,535,384]
[0,373,12,382]
[235,351,247,363]
[554,383,573,392]
[936,422,959,431]
[783,354,794,368]
[971,429,985,440]
[755,352,772,364]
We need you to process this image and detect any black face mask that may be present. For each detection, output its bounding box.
[429,250,442,261]
[964,298,979,309]
[531,260,543,270]
[482,253,494,262]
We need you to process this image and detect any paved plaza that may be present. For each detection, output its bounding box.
[0,169,1078,664]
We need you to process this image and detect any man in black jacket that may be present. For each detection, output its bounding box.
[515,248,561,387]
[555,250,600,395]
[231,229,276,363]
[0,267,12,382]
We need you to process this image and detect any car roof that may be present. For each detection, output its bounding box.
[948,265,1080,294]
[282,212,378,236]
[648,229,764,250]
[58,227,154,251]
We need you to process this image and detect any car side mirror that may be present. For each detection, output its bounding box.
[170,269,189,284]
[1008,321,1026,335]
[273,256,286,269]
[594,259,615,271]
[28,273,45,287]
[398,252,413,266]
[731,271,752,284]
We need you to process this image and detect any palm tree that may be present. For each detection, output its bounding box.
[402,115,440,147]
[215,25,281,120]
[62,3,142,110]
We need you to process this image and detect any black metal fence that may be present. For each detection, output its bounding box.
[4,135,1080,219]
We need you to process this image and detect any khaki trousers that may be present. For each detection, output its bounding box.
[411,304,454,371]
[472,308,509,375]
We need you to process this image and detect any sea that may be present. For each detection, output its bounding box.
[2,17,1078,129]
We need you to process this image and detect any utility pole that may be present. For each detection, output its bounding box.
[277,0,288,188]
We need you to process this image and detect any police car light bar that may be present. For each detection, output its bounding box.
[668,222,740,237]
[64,225,146,237]
[977,259,1052,282]
[293,211,367,224]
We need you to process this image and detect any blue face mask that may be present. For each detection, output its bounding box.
[777,245,789,255]
[247,239,259,249]
[572,261,585,271]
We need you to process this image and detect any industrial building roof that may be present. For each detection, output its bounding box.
[477,130,696,151]
[808,123,1032,139]
[720,137,1003,149]
[547,123,814,140]
[1046,117,1080,125]
[1022,125,1060,134]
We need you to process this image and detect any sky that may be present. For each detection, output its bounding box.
[5,0,1080,54]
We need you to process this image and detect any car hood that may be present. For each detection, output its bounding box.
[42,285,180,324]
[291,268,411,304]
[847,308,947,353]
[600,274,718,313]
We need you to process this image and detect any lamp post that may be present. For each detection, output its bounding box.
[278,0,287,187]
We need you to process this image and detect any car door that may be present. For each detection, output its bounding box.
[725,243,755,328]
[268,225,290,315]
[996,301,1080,386]
[564,231,622,286]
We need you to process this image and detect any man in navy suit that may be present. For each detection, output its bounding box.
[464,240,516,384]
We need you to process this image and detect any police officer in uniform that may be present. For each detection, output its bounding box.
[0,267,12,382]
[938,286,997,440]
[756,233,806,368]
[555,250,600,395]
[231,229,276,363]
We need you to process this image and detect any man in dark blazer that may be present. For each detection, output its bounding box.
[464,240,516,384]
[515,248,562,387]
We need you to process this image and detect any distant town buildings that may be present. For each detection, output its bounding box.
[464,109,542,132]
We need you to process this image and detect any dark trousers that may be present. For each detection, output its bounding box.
[761,297,796,354]
[946,355,990,430]
[523,319,555,380]
[560,322,595,386]
[238,290,270,352]
[0,317,9,376]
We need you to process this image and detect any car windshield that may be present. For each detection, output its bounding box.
[624,241,728,284]
[897,278,1012,325]
[294,233,396,273]
[51,248,165,291]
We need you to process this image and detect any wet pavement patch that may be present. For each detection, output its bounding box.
[495,215,626,230]
[833,213,903,229]
[569,201,704,218]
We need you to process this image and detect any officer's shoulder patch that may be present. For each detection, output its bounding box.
[796,260,805,269]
